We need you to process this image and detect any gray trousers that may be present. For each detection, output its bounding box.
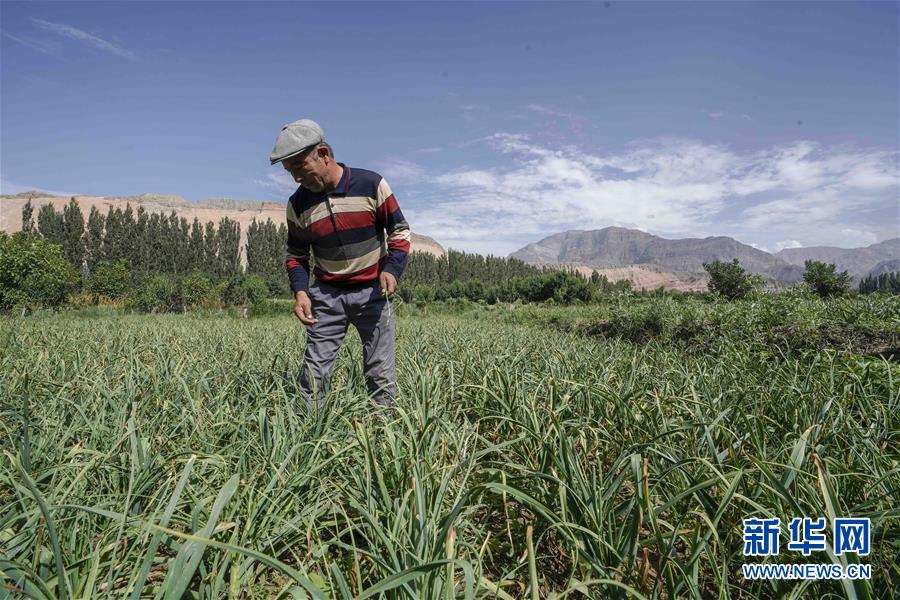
[298,280,396,407]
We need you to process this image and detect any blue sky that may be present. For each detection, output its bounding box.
[2,1,898,255]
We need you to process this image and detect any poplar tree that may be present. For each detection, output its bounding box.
[62,198,85,270]
[204,221,218,274]
[216,217,241,277]
[146,212,164,273]
[162,211,180,273]
[246,219,262,274]
[189,218,204,271]
[37,204,65,247]
[84,206,105,272]
[265,219,284,274]
[246,218,282,275]
[176,216,191,274]
[133,207,149,274]
[121,204,137,267]
[22,200,35,232]
[103,206,123,262]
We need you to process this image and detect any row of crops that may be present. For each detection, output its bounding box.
[1,294,898,598]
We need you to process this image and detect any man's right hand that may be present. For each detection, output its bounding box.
[293,291,318,325]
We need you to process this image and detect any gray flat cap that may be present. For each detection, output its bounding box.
[269,119,325,165]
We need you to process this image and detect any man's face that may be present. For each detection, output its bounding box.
[282,147,328,192]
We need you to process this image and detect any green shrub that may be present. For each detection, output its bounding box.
[447,278,485,302]
[398,284,436,304]
[222,274,270,306]
[803,260,851,298]
[703,258,763,300]
[0,231,78,310]
[497,272,595,304]
[86,260,131,301]
[264,273,291,298]
[180,271,218,307]
[127,274,179,313]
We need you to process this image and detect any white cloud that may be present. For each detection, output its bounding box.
[409,135,898,255]
[253,135,897,255]
[253,171,296,197]
[708,111,725,120]
[434,169,497,189]
[838,228,878,247]
[774,240,803,251]
[373,158,428,186]
[30,18,135,60]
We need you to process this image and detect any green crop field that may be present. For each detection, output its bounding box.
[1,293,898,599]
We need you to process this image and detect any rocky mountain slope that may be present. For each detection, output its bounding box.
[775,239,900,278]
[512,227,805,283]
[570,264,709,292]
[511,227,898,290]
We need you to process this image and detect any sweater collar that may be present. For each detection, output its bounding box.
[330,163,351,195]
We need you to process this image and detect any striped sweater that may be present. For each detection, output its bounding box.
[285,164,411,292]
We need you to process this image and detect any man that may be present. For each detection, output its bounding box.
[270,119,410,407]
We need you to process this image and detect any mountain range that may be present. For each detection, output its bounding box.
[510,227,898,291]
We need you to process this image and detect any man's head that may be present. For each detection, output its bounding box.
[270,118,340,193]
[281,142,336,193]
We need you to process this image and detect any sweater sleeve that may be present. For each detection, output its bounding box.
[374,177,411,279]
[285,200,311,293]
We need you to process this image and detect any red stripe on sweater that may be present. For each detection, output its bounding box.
[314,261,381,285]
[285,257,307,270]
[378,194,399,217]
[388,239,411,253]
[308,210,376,237]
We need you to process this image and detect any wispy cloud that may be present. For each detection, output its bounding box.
[407,135,898,254]
[527,103,574,119]
[253,171,296,198]
[459,103,489,122]
[30,18,135,60]
[707,111,725,120]
[2,30,62,57]
[0,178,79,197]
[373,158,428,186]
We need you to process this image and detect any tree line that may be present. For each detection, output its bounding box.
[5,198,896,313]
[703,257,899,299]
[9,198,290,311]
[858,271,900,294]
[23,198,285,279]
[400,250,634,304]
[14,199,623,310]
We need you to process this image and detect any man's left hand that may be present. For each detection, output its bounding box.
[379,272,398,297]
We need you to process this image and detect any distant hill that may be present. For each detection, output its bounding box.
[570,264,709,292]
[0,191,446,262]
[866,258,900,278]
[511,227,806,288]
[775,239,900,278]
